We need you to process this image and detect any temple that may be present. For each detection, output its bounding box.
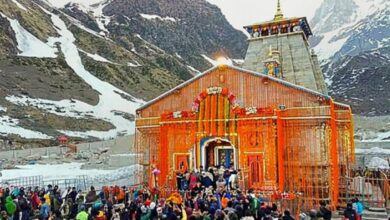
[134,0,355,212]
[243,0,328,95]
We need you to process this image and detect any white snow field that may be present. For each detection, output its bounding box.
[4,6,143,139]
[0,116,51,139]
[44,0,112,36]
[313,0,390,61]
[0,163,141,186]
[355,147,390,155]
[367,157,390,169]
[0,13,57,58]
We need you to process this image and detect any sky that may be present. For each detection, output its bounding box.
[206,0,324,31]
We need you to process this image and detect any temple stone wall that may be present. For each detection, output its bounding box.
[243,32,328,95]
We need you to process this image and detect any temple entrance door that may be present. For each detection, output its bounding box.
[174,153,191,172]
[216,147,234,168]
[247,154,264,188]
[201,138,237,169]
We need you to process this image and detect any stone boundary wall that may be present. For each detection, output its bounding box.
[0,135,134,160]
[355,141,390,149]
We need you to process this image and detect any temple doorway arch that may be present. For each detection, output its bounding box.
[200,137,237,169]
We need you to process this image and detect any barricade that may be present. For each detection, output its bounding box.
[339,176,389,209]
[0,175,92,191]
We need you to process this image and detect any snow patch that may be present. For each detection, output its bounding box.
[175,53,183,59]
[233,59,245,65]
[140,14,176,22]
[0,106,7,112]
[355,147,390,155]
[0,13,57,58]
[11,0,28,11]
[187,65,200,73]
[91,1,112,35]
[127,61,142,67]
[44,0,105,8]
[360,131,390,142]
[8,6,144,140]
[0,116,51,139]
[62,13,105,39]
[313,0,390,60]
[44,0,111,35]
[367,157,389,169]
[0,163,140,184]
[79,49,116,64]
[314,27,349,60]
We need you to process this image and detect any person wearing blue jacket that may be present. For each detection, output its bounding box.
[40,197,50,220]
[353,198,364,219]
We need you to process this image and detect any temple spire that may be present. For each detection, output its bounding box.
[274,0,284,21]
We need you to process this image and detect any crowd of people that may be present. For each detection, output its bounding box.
[0,166,371,220]
[351,166,390,179]
[342,199,363,220]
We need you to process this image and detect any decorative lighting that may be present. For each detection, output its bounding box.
[215,57,232,66]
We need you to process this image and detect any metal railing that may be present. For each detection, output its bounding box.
[339,176,389,209]
[0,175,92,191]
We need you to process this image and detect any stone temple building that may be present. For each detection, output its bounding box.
[134,0,354,212]
[243,0,328,95]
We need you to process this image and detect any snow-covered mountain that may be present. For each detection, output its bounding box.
[0,0,246,146]
[311,0,390,116]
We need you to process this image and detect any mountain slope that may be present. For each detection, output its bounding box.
[310,0,390,116]
[103,0,248,70]
[0,0,247,145]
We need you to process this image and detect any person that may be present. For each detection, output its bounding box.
[176,172,184,191]
[86,186,97,205]
[18,194,30,220]
[1,211,9,220]
[343,203,358,220]
[68,187,77,203]
[76,206,88,220]
[200,171,213,188]
[309,209,318,220]
[60,198,72,219]
[352,198,364,219]
[282,210,295,220]
[319,201,332,220]
[40,197,50,220]
[4,196,16,220]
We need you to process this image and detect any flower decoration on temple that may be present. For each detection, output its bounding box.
[161,111,196,120]
[271,192,297,201]
[245,107,258,115]
[235,107,274,116]
[152,168,161,176]
[317,96,327,103]
[192,87,239,112]
[166,192,183,205]
[173,111,182,119]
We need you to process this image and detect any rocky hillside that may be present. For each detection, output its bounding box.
[0,0,247,146]
[310,0,390,116]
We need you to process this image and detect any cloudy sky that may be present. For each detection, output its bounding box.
[206,0,324,31]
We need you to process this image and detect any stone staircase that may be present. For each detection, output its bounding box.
[363,207,388,220]
[335,207,388,220]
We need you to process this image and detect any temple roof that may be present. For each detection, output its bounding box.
[243,0,313,38]
[136,65,348,111]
